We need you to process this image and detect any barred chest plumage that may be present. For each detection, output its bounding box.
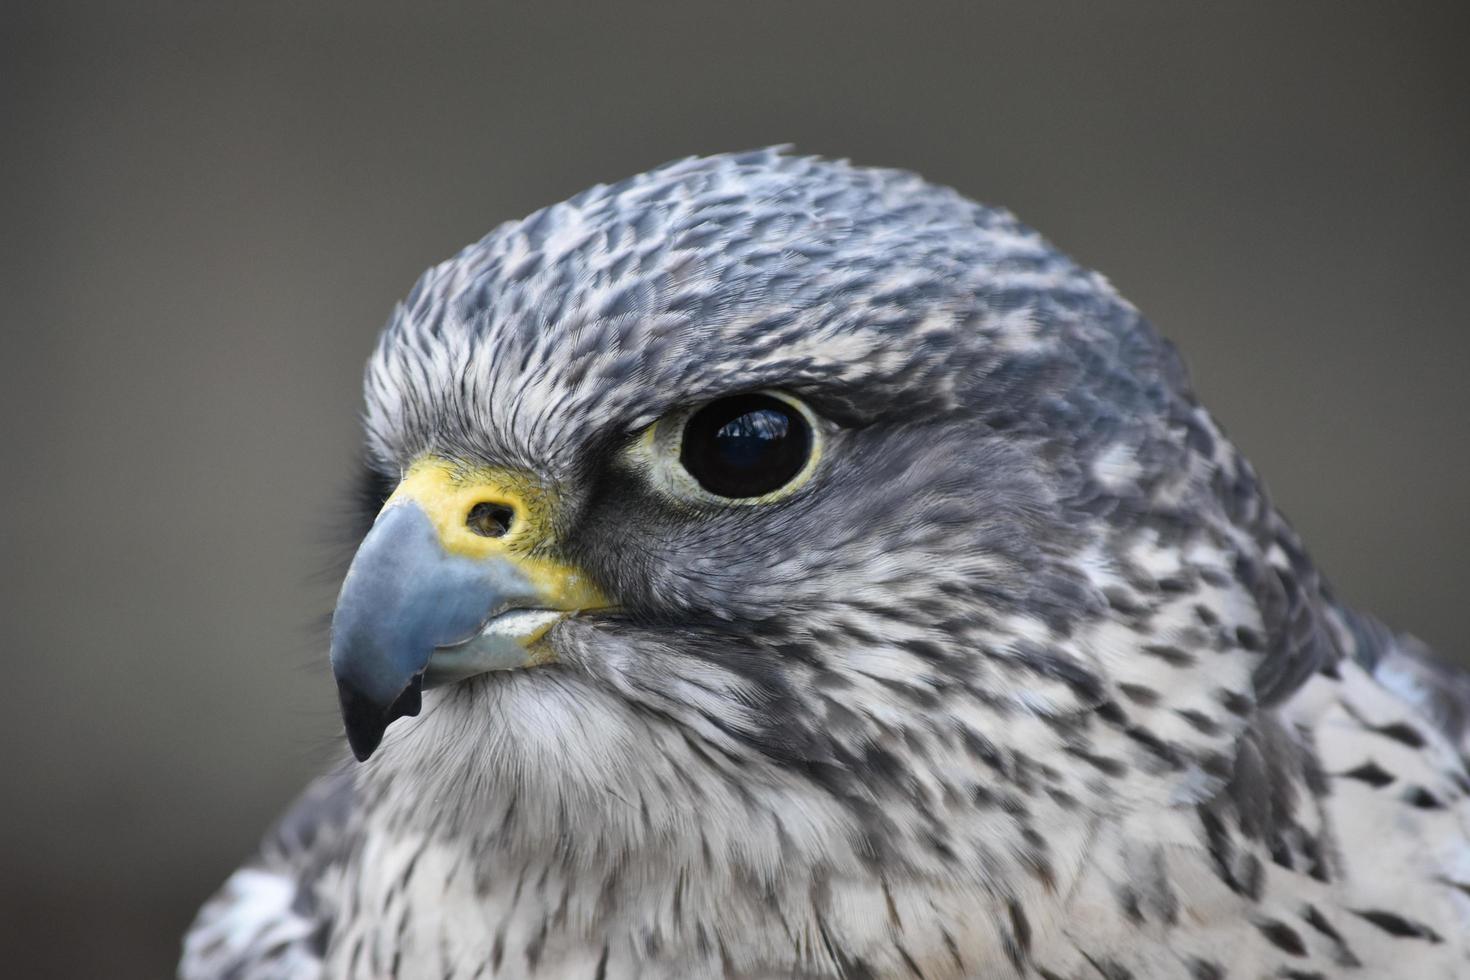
[313,653,1470,980]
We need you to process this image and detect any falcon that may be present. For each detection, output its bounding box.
[181,149,1470,979]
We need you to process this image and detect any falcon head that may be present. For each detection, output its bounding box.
[331,150,1335,886]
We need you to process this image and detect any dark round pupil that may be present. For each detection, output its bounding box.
[679,394,811,498]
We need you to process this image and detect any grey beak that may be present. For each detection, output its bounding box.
[329,502,543,760]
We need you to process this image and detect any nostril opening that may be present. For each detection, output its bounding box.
[466,501,515,538]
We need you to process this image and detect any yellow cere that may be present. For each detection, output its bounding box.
[384,457,609,612]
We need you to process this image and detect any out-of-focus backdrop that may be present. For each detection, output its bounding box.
[3,2,1467,975]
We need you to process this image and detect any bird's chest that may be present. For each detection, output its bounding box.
[324,834,614,980]
[322,831,1068,980]
[322,753,1470,980]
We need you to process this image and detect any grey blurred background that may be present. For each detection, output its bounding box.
[3,2,1467,976]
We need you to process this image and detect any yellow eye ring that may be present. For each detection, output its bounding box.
[630,390,825,506]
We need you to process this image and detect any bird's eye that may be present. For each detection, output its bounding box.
[676,393,815,500]
[631,391,822,505]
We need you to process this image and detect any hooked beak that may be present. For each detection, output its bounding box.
[329,459,606,761]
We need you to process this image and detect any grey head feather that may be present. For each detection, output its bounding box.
[346,150,1358,885]
[366,145,1335,698]
[183,148,1470,980]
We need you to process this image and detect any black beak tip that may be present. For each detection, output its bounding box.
[336,674,425,762]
